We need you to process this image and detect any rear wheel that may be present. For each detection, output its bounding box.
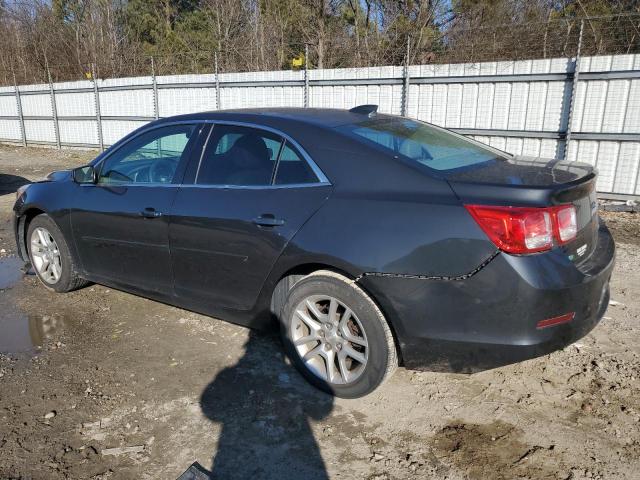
[27,214,88,293]
[279,270,397,398]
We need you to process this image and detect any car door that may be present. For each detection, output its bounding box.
[169,123,332,312]
[70,123,204,295]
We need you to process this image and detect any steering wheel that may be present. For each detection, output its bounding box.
[148,160,175,183]
[101,169,133,183]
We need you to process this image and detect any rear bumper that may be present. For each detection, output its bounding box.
[360,222,615,373]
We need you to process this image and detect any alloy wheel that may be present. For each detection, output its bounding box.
[290,295,369,385]
[30,227,62,284]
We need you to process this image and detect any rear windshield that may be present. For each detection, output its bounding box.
[338,117,508,172]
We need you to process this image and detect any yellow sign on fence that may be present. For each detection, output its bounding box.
[291,54,304,69]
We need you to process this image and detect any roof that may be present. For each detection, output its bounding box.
[159,107,394,129]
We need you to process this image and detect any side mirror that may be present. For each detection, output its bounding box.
[72,165,97,184]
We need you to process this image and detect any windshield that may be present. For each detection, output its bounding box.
[338,117,508,172]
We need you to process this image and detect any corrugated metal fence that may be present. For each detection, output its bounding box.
[1,54,639,197]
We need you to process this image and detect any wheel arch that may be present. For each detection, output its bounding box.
[16,207,46,261]
[266,261,404,366]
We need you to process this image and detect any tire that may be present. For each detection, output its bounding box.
[279,270,397,398]
[27,214,89,293]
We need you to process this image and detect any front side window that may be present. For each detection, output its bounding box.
[338,118,508,173]
[98,124,197,185]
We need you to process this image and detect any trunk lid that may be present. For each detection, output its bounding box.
[448,156,599,263]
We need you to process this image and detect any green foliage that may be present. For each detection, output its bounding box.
[124,0,202,52]
[1,0,638,85]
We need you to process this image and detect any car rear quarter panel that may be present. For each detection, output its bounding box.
[273,135,499,280]
[266,176,500,352]
[282,192,497,278]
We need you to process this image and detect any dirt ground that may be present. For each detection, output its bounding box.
[0,144,639,480]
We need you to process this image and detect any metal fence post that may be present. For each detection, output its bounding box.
[13,71,26,147]
[562,19,584,161]
[214,51,221,110]
[47,63,61,149]
[91,64,104,152]
[304,44,310,108]
[402,36,411,117]
[151,57,159,120]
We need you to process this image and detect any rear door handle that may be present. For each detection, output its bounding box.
[140,207,162,219]
[252,214,285,227]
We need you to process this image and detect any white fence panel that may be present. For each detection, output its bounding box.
[0,119,21,140]
[24,119,55,143]
[0,96,18,117]
[58,119,98,145]
[624,79,640,132]
[99,89,154,118]
[615,142,640,194]
[20,93,52,117]
[0,55,639,196]
[55,92,95,117]
[102,120,147,146]
[159,88,217,117]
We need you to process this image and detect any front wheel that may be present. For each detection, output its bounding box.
[280,270,397,398]
[27,214,89,293]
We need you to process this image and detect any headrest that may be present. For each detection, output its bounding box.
[228,134,269,169]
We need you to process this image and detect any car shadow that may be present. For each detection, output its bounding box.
[0,173,31,195]
[193,330,334,480]
[0,174,30,195]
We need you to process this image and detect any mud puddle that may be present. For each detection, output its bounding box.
[0,307,67,354]
[1,255,66,354]
[0,255,25,289]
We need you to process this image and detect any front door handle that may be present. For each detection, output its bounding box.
[252,214,285,227]
[140,207,162,219]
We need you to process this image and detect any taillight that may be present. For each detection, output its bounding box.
[553,205,577,244]
[465,204,578,254]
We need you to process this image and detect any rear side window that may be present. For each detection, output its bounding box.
[214,132,281,161]
[273,143,319,185]
[197,125,280,186]
[338,117,508,172]
[196,124,322,186]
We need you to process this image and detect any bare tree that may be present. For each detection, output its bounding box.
[0,0,639,85]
